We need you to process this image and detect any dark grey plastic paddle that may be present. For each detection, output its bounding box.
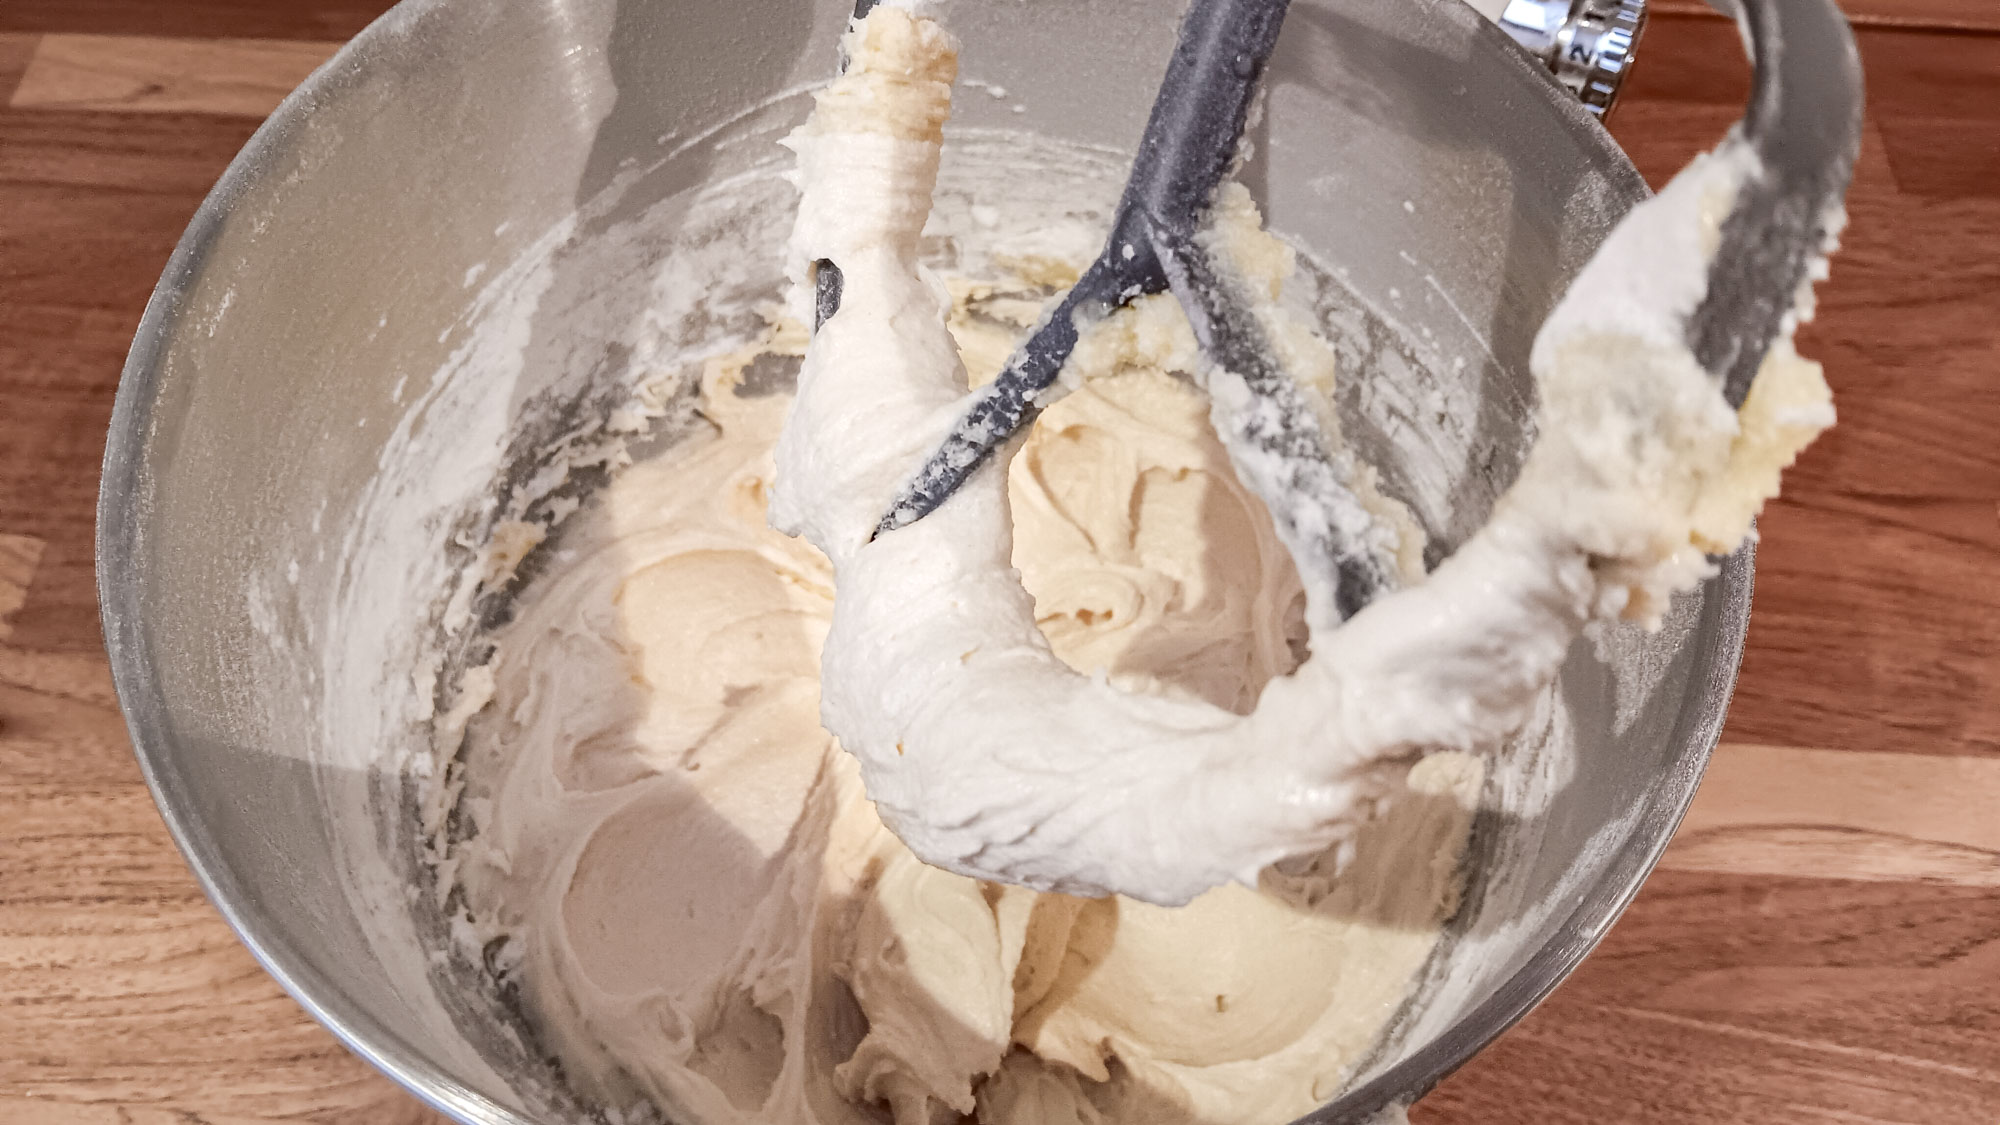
[815,0,1861,623]
[1693,0,1862,409]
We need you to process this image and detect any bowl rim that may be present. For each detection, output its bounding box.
[95,0,1751,1122]
[96,4,521,1121]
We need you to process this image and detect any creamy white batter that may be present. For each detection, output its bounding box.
[772,4,1832,907]
[452,302,1482,1125]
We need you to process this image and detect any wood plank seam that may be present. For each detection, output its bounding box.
[1650,0,2000,33]
[1662,743,2000,886]
[0,535,48,642]
[9,34,338,117]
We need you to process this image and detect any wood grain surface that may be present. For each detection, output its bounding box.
[0,3,1994,1124]
[11,35,337,117]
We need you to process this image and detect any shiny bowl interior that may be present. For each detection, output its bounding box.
[97,0,1749,1121]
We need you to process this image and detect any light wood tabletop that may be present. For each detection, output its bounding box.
[2,1,1995,1122]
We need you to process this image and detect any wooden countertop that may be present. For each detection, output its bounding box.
[2,1,1995,1121]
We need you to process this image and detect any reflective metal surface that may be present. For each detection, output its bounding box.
[1494,0,1648,116]
[98,0,1747,1122]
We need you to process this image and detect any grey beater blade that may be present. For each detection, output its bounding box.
[813,0,1861,625]
[1689,0,1862,407]
[818,0,1401,622]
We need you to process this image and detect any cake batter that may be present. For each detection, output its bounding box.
[451,300,1482,1124]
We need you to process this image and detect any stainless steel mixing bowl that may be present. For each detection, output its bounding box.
[98,0,1749,1121]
